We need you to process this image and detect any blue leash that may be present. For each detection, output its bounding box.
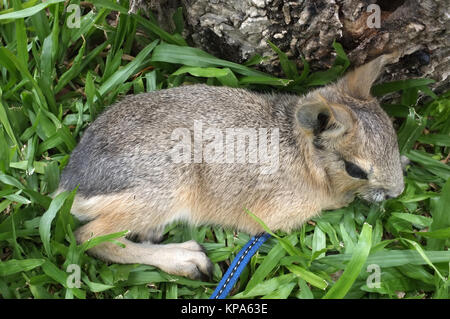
[210,233,271,299]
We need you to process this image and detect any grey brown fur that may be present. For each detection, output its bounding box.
[58,53,404,279]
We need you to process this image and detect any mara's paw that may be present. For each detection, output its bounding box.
[154,242,213,281]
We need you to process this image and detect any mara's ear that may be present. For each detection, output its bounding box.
[296,94,356,138]
[338,51,400,100]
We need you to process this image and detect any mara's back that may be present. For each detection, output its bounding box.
[59,84,298,198]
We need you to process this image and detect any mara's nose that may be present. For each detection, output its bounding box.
[384,185,404,200]
[385,193,395,200]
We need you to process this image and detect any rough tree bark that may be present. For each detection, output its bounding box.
[133,0,449,94]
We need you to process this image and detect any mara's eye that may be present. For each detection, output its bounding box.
[344,160,368,180]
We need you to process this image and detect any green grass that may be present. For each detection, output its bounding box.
[0,0,449,299]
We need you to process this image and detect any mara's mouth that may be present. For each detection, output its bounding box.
[358,189,387,203]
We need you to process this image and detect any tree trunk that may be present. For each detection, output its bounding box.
[134,0,449,94]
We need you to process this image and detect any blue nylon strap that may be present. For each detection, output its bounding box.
[210,233,271,299]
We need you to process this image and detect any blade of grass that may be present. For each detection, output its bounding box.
[80,230,130,252]
[0,98,21,153]
[40,35,57,112]
[172,66,238,87]
[391,212,433,228]
[372,79,436,97]
[312,226,326,259]
[0,258,45,276]
[245,208,308,258]
[152,43,279,78]
[85,71,97,121]
[417,134,450,147]
[286,264,328,290]
[235,273,296,298]
[0,0,65,20]
[245,234,297,292]
[39,191,72,257]
[397,108,426,154]
[97,40,159,100]
[406,150,450,180]
[12,0,28,68]
[0,47,47,108]
[267,40,298,79]
[418,227,450,239]
[428,178,450,250]
[323,223,372,299]
[317,249,450,268]
[92,0,187,46]
[400,238,446,283]
[262,282,296,299]
[54,40,86,93]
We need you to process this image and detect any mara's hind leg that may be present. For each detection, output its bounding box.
[71,193,213,280]
[76,217,213,280]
